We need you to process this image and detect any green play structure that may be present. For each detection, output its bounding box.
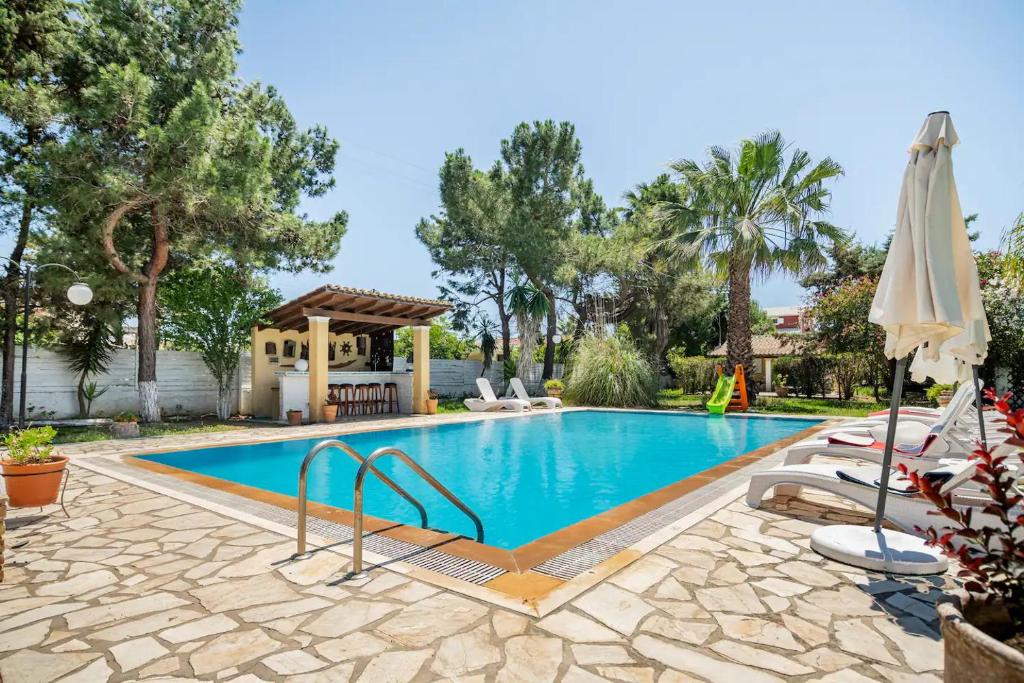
[707,364,748,414]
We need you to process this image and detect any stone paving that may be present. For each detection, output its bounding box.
[0,461,954,682]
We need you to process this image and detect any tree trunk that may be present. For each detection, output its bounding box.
[136,280,160,422]
[77,373,88,417]
[496,294,512,362]
[132,206,171,423]
[217,383,231,420]
[1,189,33,428]
[726,256,755,396]
[542,288,556,379]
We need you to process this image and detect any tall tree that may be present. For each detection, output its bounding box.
[416,152,515,359]
[506,280,549,380]
[656,131,845,391]
[500,120,594,378]
[160,264,281,420]
[0,0,73,427]
[50,0,346,421]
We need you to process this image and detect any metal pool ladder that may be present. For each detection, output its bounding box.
[296,439,484,575]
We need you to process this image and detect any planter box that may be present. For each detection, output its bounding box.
[938,596,1024,683]
[111,422,140,439]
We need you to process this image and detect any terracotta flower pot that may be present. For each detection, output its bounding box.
[938,595,1024,683]
[546,387,562,398]
[286,409,304,426]
[1,456,69,508]
[322,403,339,422]
[424,398,438,415]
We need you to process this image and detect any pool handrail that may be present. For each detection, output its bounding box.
[296,439,428,555]
[352,446,485,574]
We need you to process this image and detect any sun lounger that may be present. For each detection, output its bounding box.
[745,457,1022,549]
[509,377,562,409]
[464,378,531,413]
[785,386,981,473]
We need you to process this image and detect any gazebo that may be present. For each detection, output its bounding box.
[251,286,451,421]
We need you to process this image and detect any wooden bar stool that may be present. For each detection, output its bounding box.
[339,383,355,416]
[367,383,383,414]
[353,384,370,415]
[382,382,399,413]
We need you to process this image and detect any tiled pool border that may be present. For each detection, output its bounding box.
[72,409,836,614]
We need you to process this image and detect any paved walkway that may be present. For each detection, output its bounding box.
[1,463,953,682]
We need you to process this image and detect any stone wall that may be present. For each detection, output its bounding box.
[392,359,564,398]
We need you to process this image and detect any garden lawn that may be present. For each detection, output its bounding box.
[656,390,891,417]
[53,422,246,444]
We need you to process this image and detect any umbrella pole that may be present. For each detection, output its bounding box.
[873,356,907,533]
[971,365,988,450]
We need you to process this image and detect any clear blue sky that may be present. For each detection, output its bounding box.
[42,2,1024,311]
[236,1,1022,308]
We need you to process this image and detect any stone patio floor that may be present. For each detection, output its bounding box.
[1,460,955,683]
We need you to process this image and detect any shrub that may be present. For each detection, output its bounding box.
[2,426,58,465]
[775,354,830,397]
[900,390,1024,632]
[925,383,954,406]
[666,351,719,394]
[827,352,868,400]
[543,379,564,391]
[565,332,658,408]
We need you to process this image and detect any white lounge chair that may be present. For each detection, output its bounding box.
[464,378,530,413]
[509,377,562,409]
[784,386,981,474]
[745,458,1020,547]
[820,380,983,433]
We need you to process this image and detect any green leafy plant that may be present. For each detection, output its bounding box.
[2,426,58,465]
[502,358,518,381]
[427,389,439,400]
[543,379,564,391]
[665,352,718,394]
[80,382,109,417]
[113,412,138,423]
[58,315,116,418]
[926,383,955,406]
[565,331,658,408]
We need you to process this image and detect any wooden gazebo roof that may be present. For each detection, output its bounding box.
[262,285,452,335]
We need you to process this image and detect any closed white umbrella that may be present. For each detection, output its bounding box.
[812,111,987,574]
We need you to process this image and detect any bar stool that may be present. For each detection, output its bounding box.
[327,384,341,405]
[338,383,355,416]
[367,383,383,414]
[353,384,370,415]
[382,382,399,413]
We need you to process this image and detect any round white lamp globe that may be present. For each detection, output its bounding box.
[294,359,309,372]
[66,282,93,306]
[552,334,562,344]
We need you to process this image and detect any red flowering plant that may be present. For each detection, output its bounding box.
[898,388,1024,633]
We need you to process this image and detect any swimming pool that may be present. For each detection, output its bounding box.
[140,410,820,550]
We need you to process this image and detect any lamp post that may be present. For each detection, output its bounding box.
[1,259,93,428]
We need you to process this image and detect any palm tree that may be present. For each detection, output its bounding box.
[506,280,550,381]
[655,131,846,387]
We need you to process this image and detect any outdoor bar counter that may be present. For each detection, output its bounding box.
[275,370,413,422]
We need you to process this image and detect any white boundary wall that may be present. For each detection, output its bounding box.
[13,349,561,419]
[10,346,242,420]
[393,359,564,398]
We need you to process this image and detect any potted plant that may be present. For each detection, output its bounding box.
[286,409,304,426]
[927,383,956,407]
[544,379,564,398]
[775,373,789,398]
[1,426,68,508]
[322,400,339,422]
[111,412,140,438]
[425,389,439,415]
[900,389,1024,682]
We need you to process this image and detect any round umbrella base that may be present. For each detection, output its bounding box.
[810,525,948,575]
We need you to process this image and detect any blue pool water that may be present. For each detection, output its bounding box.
[141,411,819,549]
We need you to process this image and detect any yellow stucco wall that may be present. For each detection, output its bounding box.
[249,327,373,418]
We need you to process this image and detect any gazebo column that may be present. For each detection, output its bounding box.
[412,325,430,414]
[764,357,773,392]
[307,315,330,422]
